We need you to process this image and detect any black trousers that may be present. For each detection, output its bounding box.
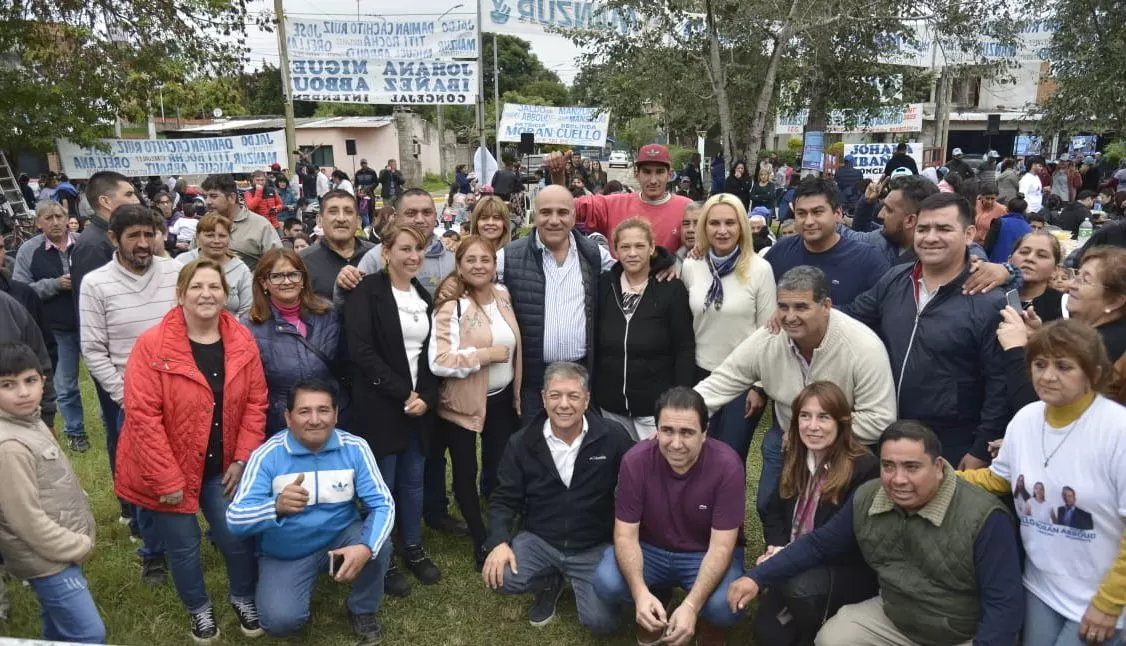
[751,564,878,646]
[442,385,518,547]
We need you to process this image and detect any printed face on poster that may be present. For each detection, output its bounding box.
[56,132,289,179]
[802,131,824,171]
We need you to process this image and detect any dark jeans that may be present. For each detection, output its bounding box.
[148,475,257,612]
[28,565,106,644]
[94,382,121,480]
[757,422,785,520]
[422,441,451,524]
[707,388,765,470]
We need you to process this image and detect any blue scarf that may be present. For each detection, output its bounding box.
[704,247,740,311]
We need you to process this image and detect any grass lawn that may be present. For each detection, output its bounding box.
[4,370,768,645]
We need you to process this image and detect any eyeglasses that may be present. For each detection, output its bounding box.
[266,270,304,285]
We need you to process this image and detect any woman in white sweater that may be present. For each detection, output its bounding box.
[681,193,777,464]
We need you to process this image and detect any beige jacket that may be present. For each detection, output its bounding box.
[0,408,95,580]
[428,286,522,432]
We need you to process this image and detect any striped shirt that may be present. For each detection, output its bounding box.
[79,255,180,404]
[536,233,613,363]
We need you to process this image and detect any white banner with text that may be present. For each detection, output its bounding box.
[497,103,610,147]
[289,59,479,105]
[775,104,924,135]
[285,16,478,59]
[843,142,924,180]
[56,132,288,179]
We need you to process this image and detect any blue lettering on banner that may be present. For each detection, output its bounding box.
[57,131,287,179]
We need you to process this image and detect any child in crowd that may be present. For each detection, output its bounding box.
[0,343,105,643]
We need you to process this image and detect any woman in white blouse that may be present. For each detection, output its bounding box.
[429,236,522,568]
[344,224,442,595]
[681,193,777,465]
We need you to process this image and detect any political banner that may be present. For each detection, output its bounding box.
[775,104,924,135]
[484,0,635,37]
[1014,135,1042,157]
[56,132,288,179]
[802,131,824,172]
[497,104,610,147]
[876,20,1056,68]
[289,59,478,105]
[1069,136,1097,156]
[285,17,478,59]
[843,142,924,180]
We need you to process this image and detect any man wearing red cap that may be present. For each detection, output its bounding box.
[545,145,690,251]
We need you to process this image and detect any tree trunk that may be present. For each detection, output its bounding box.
[746,31,788,170]
[704,0,735,163]
[805,37,830,133]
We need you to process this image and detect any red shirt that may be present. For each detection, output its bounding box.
[574,192,690,251]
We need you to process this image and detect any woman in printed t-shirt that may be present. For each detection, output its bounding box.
[961,319,1126,646]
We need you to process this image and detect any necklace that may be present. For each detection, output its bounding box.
[1040,416,1081,467]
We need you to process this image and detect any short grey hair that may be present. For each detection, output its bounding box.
[542,362,589,391]
[684,201,705,214]
[777,265,829,303]
[35,199,66,219]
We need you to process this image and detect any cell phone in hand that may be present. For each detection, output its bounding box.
[329,552,345,577]
[1005,289,1022,312]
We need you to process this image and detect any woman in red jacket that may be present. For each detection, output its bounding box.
[116,258,268,643]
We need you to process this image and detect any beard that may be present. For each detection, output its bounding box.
[120,248,153,271]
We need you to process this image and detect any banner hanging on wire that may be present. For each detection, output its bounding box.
[285,16,478,59]
[56,132,288,179]
[289,59,479,105]
[497,104,610,147]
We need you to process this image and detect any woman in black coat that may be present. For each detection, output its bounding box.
[724,160,752,211]
[344,224,441,594]
[754,381,880,646]
[594,218,695,440]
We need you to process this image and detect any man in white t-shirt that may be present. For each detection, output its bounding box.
[1019,158,1045,213]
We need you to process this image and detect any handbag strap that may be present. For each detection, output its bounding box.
[295,333,339,377]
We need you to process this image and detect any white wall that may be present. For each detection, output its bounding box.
[978,62,1041,110]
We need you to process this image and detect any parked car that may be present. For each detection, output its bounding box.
[608,150,631,168]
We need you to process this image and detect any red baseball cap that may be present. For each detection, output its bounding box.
[270,163,282,171]
[636,144,671,168]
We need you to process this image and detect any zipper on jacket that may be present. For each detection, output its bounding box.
[896,305,924,408]
[614,282,632,416]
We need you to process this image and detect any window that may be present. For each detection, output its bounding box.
[299,145,334,168]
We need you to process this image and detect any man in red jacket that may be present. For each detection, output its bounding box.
[544,145,690,251]
[244,170,284,229]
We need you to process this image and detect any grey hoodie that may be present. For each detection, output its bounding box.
[334,232,455,307]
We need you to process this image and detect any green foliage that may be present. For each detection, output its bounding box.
[616,116,659,153]
[483,34,567,101]
[422,172,450,193]
[786,138,804,153]
[668,145,697,170]
[0,0,246,151]
[760,148,799,166]
[1104,141,1125,170]
[1039,0,1126,136]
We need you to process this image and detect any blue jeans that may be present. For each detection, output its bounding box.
[378,431,425,545]
[28,565,106,644]
[257,521,391,636]
[497,531,619,635]
[592,543,745,627]
[707,389,760,468]
[757,422,784,520]
[1023,589,1122,646]
[117,409,164,559]
[95,382,120,478]
[149,475,256,613]
[52,331,85,438]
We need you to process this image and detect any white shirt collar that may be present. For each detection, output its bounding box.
[543,416,589,446]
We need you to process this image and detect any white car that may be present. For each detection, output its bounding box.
[608,151,631,168]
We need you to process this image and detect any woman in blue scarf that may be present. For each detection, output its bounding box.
[680,193,777,465]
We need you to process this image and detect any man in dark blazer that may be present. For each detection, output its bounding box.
[1055,487,1094,530]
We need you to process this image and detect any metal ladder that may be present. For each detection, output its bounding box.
[0,152,30,219]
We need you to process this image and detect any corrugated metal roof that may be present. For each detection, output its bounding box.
[170,116,393,133]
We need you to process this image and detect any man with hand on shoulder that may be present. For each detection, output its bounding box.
[226,380,394,645]
[727,421,1023,646]
[482,362,633,633]
[593,387,745,646]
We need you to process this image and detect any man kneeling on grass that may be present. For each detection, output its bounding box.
[227,379,394,645]
[0,343,105,644]
[593,387,746,646]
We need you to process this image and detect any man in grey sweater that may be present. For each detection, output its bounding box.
[78,204,179,585]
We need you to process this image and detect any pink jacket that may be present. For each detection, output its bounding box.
[428,287,522,432]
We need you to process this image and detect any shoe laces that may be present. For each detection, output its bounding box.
[192,609,217,632]
[232,600,259,623]
[406,546,432,564]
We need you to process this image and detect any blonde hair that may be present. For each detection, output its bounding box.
[177,258,230,299]
[693,193,756,283]
[469,196,512,248]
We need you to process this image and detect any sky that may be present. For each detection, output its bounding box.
[243,0,584,84]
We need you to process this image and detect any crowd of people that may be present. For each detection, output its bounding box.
[0,139,1125,646]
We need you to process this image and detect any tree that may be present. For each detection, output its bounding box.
[483,34,568,99]
[617,116,659,152]
[1038,1,1126,136]
[243,64,317,118]
[0,0,246,151]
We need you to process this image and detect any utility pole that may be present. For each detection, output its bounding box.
[274,0,298,170]
[475,0,486,157]
[492,33,500,156]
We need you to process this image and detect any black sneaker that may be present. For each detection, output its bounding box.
[383,565,411,597]
[231,599,264,637]
[67,435,90,453]
[528,574,564,626]
[189,606,219,643]
[348,609,383,645]
[141,556,167,586]
[403,545,442,585]
[425,513,469,536]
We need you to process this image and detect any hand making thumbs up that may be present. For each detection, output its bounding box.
[276,473,310,517]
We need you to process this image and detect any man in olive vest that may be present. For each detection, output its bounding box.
[727,421,1024,646]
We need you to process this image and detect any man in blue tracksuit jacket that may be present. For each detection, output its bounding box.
[227,379,394,644]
